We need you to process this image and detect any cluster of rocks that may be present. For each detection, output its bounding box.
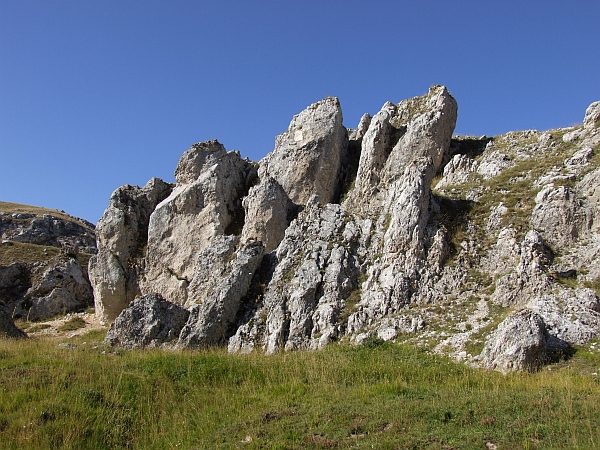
[1,211,96,253]
[94,86,461,352]
[35,86,600,374]
[0,208,97,334]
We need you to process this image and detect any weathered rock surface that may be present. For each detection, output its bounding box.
[527,289,600,345]
[491,230,554,306]
[25,258,93,321]
[240,177,294,253]
[0,211,96,254]
[104,293,189,348]
[531,184,591,249]
[141,143,254,306]
[258,97,347,205]
[435,154,478,189]
[229,200,369,354]
[89,177,172,323]
[90,90,600,373]
[177,240,264,348]
[480,310,547,373]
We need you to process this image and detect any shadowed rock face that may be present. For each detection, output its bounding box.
[104,293,189,348]
[0,304,26,339]
[92,89,600,372]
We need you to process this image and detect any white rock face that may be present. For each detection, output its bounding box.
[91,91,600,374]
[241,177,294,253]
[531,184,591,249]
[177,240,264,348]
[480,309,547,374]
[258,97,347,205]
[89,177,172,323]
[141,144,253,305]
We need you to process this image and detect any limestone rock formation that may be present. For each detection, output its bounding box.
[104,293,189,348]
[89,177,172,323]
[177,240,264,348]
[480,310,547,373]
[140,143,254,306]
[258,97,347,205]
[25,258,93,321]
[91,89,600,373]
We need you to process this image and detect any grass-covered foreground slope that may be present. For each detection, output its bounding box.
[1,330,600,449]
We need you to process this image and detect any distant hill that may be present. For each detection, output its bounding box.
[0,201,96,326]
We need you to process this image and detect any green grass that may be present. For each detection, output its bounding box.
[1,334,600,449]
[0,241,61,266]
[57,317,87,332]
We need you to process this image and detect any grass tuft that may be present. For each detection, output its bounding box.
[57,317,87,332]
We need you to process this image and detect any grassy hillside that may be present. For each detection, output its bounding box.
[0,201,94,229]
[1,330,600,449]
[0,201,95,286]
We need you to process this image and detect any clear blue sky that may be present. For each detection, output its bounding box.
[1,1,599,223]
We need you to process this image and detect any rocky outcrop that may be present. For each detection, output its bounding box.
[0,211,96,254]
[258,97,347,205]
[140,142,255,306]
[141,147,254,305]
[91,89,600,373]
[0,203,98,322]
[104,293,189,348]
[343,86,457,329]
[25,258,93,321]
[480,310,547,374]
[89,177,172,323]
[178,240,264,348]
